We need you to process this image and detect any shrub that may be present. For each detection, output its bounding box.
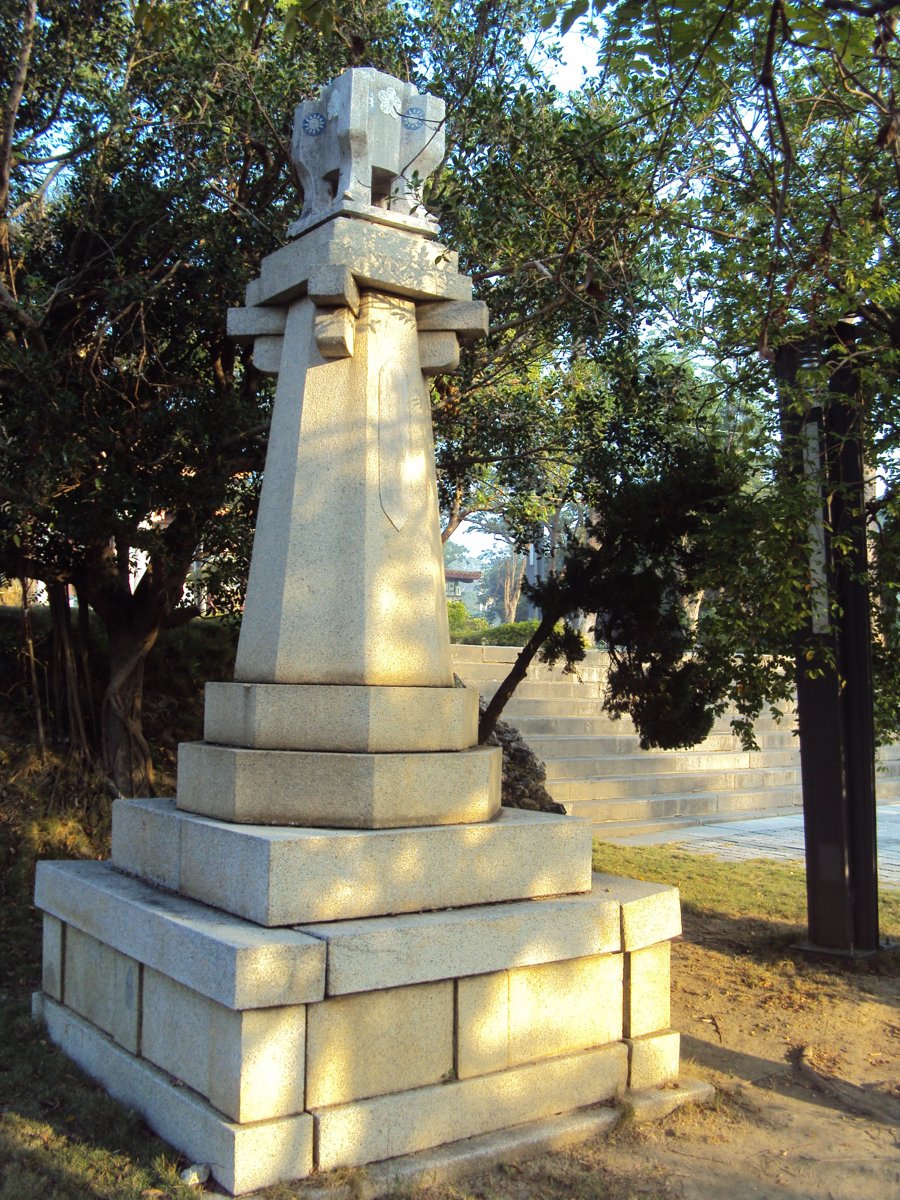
[457,619,541,647]
[447,600,490,643]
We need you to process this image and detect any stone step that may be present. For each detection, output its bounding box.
[544,749,800,782]
[547,767,802,803]
[509,716,633,737]
[525,732,799,759]
[453,645,611,669]
[499,696,793,730]
[452,644,900,825]
[498,698,621,719]
[561,772,897,811]
[544,750,754,781]
[477,680,602,701]
[590,804,805,840]
[454,660,607,685]
[593,793,900,839]
[451,645,518,664]
[567,786,805,825]
[511,714,797,739]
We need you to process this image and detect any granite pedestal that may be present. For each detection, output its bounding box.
[33,66,685,1195]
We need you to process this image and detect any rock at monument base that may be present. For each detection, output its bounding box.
[485,714,567,814]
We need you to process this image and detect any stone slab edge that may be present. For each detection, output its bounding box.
[627,1077,716,1122]
[34,860,325,1009]
[311,1107,621,1200]
[114,799,594,926]
[34,995,313,1195]
[300,883,622,995]
[245,216,471,307]
[291,1079,716,1200]
[591,873,682,950]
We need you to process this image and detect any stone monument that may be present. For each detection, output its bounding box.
[33,69,685,1195]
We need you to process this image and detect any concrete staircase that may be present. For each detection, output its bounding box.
[451,644,900,831]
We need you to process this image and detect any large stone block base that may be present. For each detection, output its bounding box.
[33,860,681,1195]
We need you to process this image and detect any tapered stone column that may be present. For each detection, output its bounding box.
[234,291,452,686]
[33,68,687,1196]
[182,67,500,828]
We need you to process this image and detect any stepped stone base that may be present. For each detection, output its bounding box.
[177,740,501,827]
[34,855,680,1195]
[204,680,479,753]
[112,799,593,925]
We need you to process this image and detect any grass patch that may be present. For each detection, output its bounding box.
[0,768,111,996]
[592,840,900,960]
[0,1002,195,1199]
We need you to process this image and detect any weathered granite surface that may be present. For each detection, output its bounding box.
[32,65,685,1197]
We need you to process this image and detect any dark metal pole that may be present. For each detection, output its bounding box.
[826,349,879,952]
[776,334,880,955]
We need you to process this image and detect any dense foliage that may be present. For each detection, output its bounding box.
[4,0,900,801]
[0,0,412,790]
[472,0,900,746]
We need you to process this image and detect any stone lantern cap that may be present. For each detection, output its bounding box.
[289,68,445,240]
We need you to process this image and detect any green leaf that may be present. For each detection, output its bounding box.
[560,1,589,37]
[238,7,255,39]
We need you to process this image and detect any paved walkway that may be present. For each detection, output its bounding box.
[603,802,900,887]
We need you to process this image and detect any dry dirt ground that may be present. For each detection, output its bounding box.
[575,912,898,1200]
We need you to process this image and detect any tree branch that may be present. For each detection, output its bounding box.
[759,0,794,251]
[0,0,36,219]
[0,276,47,352]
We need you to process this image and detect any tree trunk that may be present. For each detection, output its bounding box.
[47,581,92,763]
[73,583,97,742]
[441,483,469,543]
[20,577,46,760]
[548,505,562,575]
[101,624,161,797]
[479,606,562,743]
[502,552,526,623]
